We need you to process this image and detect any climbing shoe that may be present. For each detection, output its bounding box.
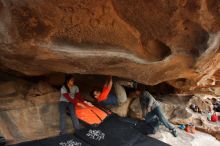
[171,128,178,137]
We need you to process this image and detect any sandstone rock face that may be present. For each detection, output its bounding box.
[1,72,220,144]
[0,81,16,96]
[0,0,219,91]
[213,87,220,96]
[160,94,220,142]
[151,126,220,146]
[26,81,57,98]
[0,73,137,144]
[0,104,62,144]
[0,76,73,144]
[1,0,220,144]
[169,107,193,124]
[187,95,213,112]
[110,98,133,117]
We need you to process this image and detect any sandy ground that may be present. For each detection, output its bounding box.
[150,126,220,146]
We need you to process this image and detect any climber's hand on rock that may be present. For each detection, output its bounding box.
[147,107,151,112]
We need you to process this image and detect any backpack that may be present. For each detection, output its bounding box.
[211,113,218,122]
[216,104,220,112]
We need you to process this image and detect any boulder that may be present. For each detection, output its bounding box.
[110,98,133,117]
[187,95,213,113]
[215,132,220,141]
[1,0,220,141]
[159,102,177,119]
[0,103,73,144]
[213,87,220,96]
[170,107,193,125]
[0,84,69,144]
[129,97,143,119]
[0,0,220,90]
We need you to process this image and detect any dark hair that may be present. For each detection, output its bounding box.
[136,84,146,92]
[64,74,74,93]
[90,87,101,98]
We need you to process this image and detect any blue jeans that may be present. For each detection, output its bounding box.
[59,101,80,134]
[144,106,174,130]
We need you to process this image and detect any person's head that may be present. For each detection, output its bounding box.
[211,98,217,104]
[135,90,141,96]
[64,74,75,92]
[134,84,146,96]
[90,88,101,100]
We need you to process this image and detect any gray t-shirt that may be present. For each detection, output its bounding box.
[60,85,79,102]
[140,91,159,111]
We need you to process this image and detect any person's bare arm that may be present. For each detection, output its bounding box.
[104,76,112,88]
[97,76,112,102]
[108,76,113,88]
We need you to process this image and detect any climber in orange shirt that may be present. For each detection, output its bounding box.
[91,76,136,106]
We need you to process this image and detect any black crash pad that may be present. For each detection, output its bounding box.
[75,115,170,146]
[11,134,91,146]
[11,115,170,146]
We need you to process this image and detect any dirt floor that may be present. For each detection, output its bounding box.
[151,126,220,146]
